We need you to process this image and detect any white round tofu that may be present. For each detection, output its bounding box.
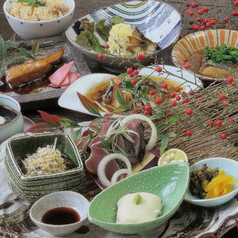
[116,192,162,224]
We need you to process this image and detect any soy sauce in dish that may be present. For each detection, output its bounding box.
[41,207,80,225]
[0,105,17,125]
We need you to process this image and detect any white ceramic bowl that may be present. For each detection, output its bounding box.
[0,94,24,144]
[3,0,75,40]
[185,157,238,207]
[66,0,182,73]
[30,191,90,237]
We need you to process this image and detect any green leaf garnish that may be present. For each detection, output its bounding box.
[17,0,46,6]
[77,92,101,116]
[19,48,35,59]
[96,19,111,41]
[160,135,169,154]
[168,116,180,125]
[156,123,169,131]
[204,43,238,64]
[71,128,82,142]
[0,35,37,76]
[60,118,80,128]
[0,37,7,58]
[32,41,40,57]
[110,15,125,24]
[112,81,128,107]
[76,30,106,52]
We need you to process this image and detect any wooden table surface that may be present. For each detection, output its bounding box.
[0,0,237,237]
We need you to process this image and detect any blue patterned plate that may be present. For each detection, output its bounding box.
[66,0,182,73]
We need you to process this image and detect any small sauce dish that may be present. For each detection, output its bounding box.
[30,191,90,237]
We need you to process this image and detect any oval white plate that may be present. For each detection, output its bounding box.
[58,67,203,117]
[58,73,116,117]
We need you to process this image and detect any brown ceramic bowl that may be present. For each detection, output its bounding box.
[171,29,238,82]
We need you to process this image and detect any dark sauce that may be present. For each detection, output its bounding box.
[41,207,80,225]
[0,105,17,125]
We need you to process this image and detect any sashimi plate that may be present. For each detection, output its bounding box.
[58,65,202,117]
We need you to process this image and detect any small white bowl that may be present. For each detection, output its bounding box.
[185,157,238,207]
[3,0,75,40]
[0,94,24,144]
[30,191,90,237]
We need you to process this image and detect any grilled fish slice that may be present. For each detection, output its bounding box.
[6,48,64,88]
[132,27,153,43]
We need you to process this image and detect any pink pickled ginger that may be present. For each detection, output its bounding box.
[49,61,80,88]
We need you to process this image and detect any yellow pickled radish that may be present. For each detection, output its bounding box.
[158,148,188,166]
[203,169,238,199]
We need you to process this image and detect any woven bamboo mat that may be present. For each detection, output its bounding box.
[144,80,238,165]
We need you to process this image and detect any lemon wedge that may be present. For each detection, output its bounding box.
[158,148,188,166]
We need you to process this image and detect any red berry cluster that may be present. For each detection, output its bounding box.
[181,0,238,31]
[127,67,139,78]
[125,65,237,142]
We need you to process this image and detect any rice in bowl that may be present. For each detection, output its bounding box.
[9,0,70,21]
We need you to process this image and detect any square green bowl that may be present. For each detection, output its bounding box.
[88,163,189,236]
[4,132,84,202]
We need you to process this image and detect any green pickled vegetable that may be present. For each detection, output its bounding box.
[75,16,124,52]
[75,31,106,53]
[189,164,219,198]
[203,43,238,64]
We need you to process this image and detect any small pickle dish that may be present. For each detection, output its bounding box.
[185,157,238,207]
[4,132,84,202]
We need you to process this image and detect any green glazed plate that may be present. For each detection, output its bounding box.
[88,162,189,236]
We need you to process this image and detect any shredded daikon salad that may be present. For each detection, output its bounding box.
[22,138,67,176]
